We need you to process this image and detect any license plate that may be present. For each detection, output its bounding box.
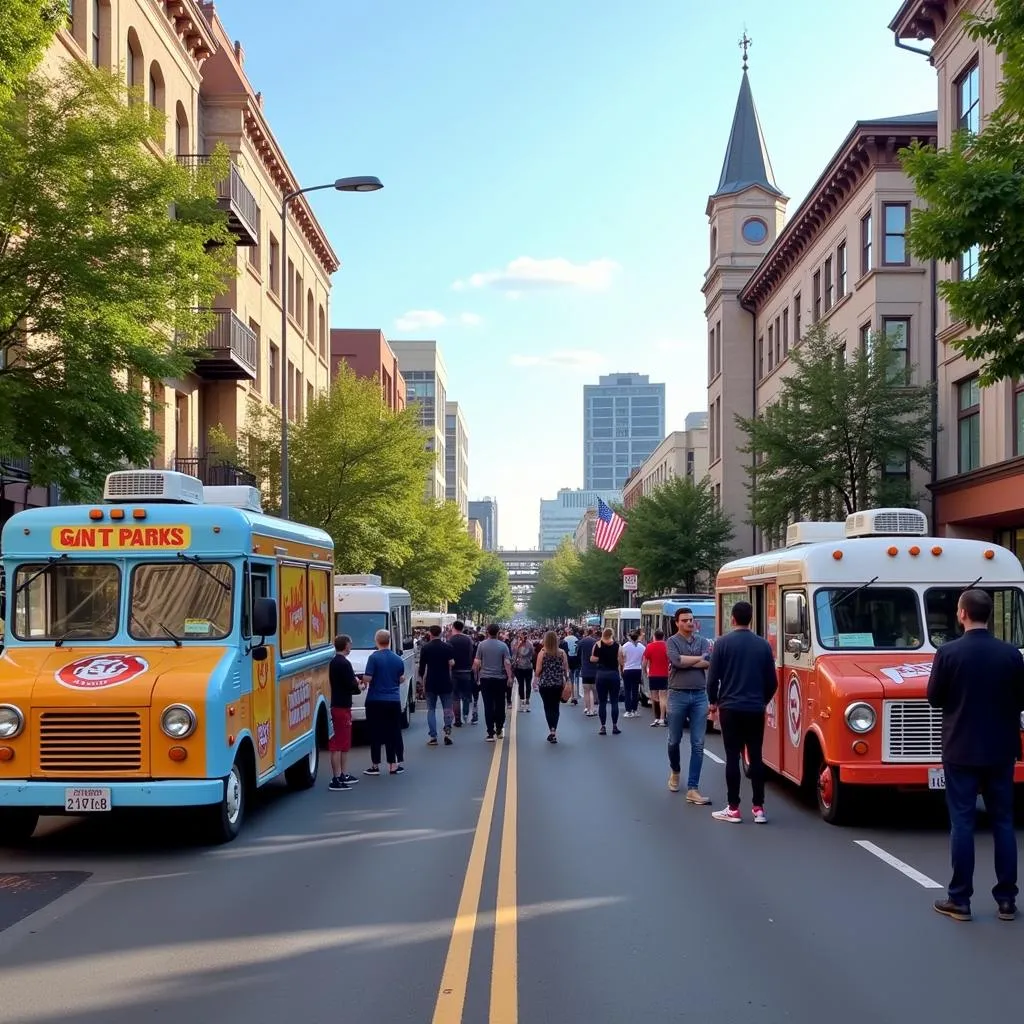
[928,767,945,791]
[64,787,111,812]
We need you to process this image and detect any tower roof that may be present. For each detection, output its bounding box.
[713,71,782,200]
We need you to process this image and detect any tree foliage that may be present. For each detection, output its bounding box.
[0,0,63,101]
[0,60,235,498]
[901,0,1024,383]
[620,477,734,594]
[452,551,515,623]
[528,539,581,622]
[568,545,628,614]
[737,324,934,542]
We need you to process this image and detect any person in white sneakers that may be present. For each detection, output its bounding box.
[620,629,646,718]
[706,600,778,823]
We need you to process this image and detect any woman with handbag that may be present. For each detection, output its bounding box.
[590,627,623,735]
[534,631,570,744]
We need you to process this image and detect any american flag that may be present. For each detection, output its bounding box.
[594,498,626,552]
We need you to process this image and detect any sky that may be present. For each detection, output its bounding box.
[211,0,938,549]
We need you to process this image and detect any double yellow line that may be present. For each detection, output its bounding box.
[432,705,519,1024]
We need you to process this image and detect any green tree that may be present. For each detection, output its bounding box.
[384,499,481,608]
[737,324,934,543]
[528,539,580,622]
[619,477,734,593]
[901,0,1024,383]
[568,545,627,614]
[0,61,235,498]
[0,0,63,100]
[452,551,515,623]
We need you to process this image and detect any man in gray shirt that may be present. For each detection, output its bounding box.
[665,607,713,805]
[474,623,513,741]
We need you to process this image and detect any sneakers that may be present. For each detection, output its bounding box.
[486,734,496,742]
[712,805,742,823]
[443,727,453,746]
[328,777,351,791]
[686,789,711,806]
[668,772,680,793]
[471,711,479,724]
[612,726,621,735]
[363,765,381,776]
[934,898,972,922]
[752,806,767,824]
[393,764,406,774]
[998,901,1017,921]
[427,737,438,746]
[650,718,661,727]
[342,774,359,785]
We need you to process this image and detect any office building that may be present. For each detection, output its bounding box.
[622,420,711,510]
[468,498,498,551]
[329,329,406,412]
[445,401,469,519]
[573,508,597,553]
[705,55,936,554]
[539,488,620,551]
[392,340,448,500]
[583,374,666,490]
[468,519,484,548]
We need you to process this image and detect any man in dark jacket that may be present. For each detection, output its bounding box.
[706,600,778,824]
[449,621,476,727]
[927,588,1024,922]
[418,625,455,746]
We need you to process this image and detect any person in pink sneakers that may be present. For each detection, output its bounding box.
[706,600,778,824]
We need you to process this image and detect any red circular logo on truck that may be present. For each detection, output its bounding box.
[55,654,150,690]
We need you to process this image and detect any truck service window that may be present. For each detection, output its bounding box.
[129,562,234,641]
[813,587,923,650]
[13,562,120,641]
[924,587,1024,648]
[335,611,389,650]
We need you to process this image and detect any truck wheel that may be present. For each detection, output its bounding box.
[817,760,850,826]
[401,691,411,730]
[0,809,39,845]
[285,730,321,791]
[203,762,246,844]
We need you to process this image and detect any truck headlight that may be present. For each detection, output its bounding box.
[160,704,196,739]
[0,705,24,740]
[845,702,876,734]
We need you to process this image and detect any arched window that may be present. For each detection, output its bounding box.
[306,290,314,341]
[148,61,164,113]
[125,28,141,96]
[318,305,326,359]
[174,100,189,155]
[710,226,717,262]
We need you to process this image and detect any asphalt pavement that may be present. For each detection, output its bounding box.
[0,699,1020,1024]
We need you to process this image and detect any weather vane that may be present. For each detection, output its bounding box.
[739,29,752,72]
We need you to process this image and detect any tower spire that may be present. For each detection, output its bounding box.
[739,29,751,72]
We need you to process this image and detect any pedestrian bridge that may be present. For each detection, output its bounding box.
[496,549,553,602]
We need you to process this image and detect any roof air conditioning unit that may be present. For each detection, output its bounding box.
[335,574,383,587]
[785,521,847,547]
[203,485,263,513]
[104,470,204,505]
[844,508,928,538]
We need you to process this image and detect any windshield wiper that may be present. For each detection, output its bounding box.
[176,553,230,592]
[964,576,983,590]
[130,611,182,647]
[15,554,68,595]
[55,626,95,648]
[829,576,880,611]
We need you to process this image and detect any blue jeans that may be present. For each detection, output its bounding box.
[667,689,708,790]
[426,692,453,739]
[944,762,1018,906]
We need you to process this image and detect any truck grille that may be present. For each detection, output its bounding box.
[882,699,942,763]
[36,710,145,775]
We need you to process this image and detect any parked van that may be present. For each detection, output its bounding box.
[335,575,415,727]
[601,607,640,640]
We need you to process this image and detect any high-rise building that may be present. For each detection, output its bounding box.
[622,417,711,510]
[392,340,448,500]
[583,374,666,490]
[468,498,498,551]
[444,401,469,519]
[539,488,621,551]
[329,329,405,412]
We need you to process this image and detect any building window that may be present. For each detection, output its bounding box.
[125,32,138,92]
[1015,378,1024,457]
[268,343,279,406]
[782,307,789,356]
[859,321,871,351]
[882,318,910,382]
[837,242,847,298]
[883,452,910,480]
[824,256,834,311]
[812,271,821,322]
[715,322,721,379]
[708,328,715,382]
[958,376,981,473]
[861,212,873,275]
[306,290,314,341]
[269,235,280,294]
[956,60,980,135]
[248,318,261,390]
[318,305,326,359]
[767,325,774,371]
[91,0,100,66]
[793,294,801,344]
[883,203,909,265]
[757,337,764,380]
[959,243,980,281]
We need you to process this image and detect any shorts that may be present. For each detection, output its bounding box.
[648,676,668,691]
[329,708,352,753]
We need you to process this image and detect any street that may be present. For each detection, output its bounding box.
[0,703,1020,1024]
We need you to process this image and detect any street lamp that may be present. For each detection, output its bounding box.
[279,176,382,518]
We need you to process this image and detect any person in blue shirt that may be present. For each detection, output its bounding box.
[362,629,406,776]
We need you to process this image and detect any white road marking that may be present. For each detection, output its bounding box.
[854,840,943,889]
[703,750,725,764]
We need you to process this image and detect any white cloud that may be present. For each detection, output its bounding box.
[453,256,620,293]
[509,349,606,370]
[394,309,482,332]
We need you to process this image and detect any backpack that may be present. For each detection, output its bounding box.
[563,635,579,657]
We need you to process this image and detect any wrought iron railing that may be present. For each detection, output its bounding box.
[175,154,260,239]
[172,457,257,488]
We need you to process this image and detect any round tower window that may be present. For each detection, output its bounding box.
[742,218,768,244]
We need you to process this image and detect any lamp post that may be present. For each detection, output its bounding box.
[279,175,382,519]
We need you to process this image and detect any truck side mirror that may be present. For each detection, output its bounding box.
[252,597,278,638]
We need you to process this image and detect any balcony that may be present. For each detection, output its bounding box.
[0,452,31,481]
[176,154,260,247]
[184,310,258,381]
[172,457,257,488]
